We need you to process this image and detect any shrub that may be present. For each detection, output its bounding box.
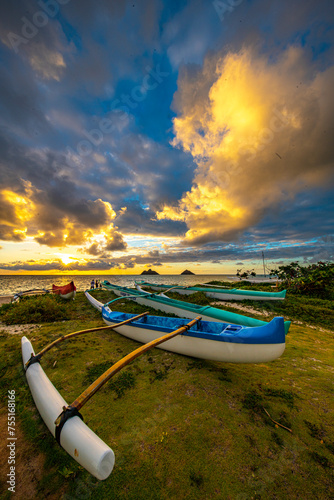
[0,294,70,324]
[236,269,256,279]
[269,261,334,299]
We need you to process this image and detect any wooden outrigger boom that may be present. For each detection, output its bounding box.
[25,311,150,369]
[69,316,201,412]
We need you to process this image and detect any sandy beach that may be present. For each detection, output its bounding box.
[0,295,13,305]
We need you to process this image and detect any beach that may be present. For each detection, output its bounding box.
[0,295,12,305]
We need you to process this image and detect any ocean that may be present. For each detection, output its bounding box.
[0,274,239,296]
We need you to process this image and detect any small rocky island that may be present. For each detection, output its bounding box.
[141,269,160,275]
[181,269,195,275]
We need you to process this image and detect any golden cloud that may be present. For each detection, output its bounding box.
[0,181,127,253]
[157,46,334,244]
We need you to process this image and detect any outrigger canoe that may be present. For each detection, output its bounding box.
[86,291,285,363]
[52,281,76,300]
[102,282,291,334]
[12,289,49,302]
[22,315,204,477]
[136,281,286,301]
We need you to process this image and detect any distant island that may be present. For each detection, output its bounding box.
[141,269,160,275]
[181,269,195,275]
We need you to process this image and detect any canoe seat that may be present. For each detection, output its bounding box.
[221,324,242,335]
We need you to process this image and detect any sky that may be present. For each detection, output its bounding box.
[0,0,333,275]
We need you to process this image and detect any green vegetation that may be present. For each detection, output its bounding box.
[204,279,334,330]
[236,268,257,279]
[269,261,334,299]
[0,294,71,324]
[0,289,333,499]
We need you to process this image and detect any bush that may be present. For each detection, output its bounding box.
[269,261,334,299]
[236,269,256,279]
[0,294,70,324]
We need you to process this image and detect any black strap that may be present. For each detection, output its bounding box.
[55,406,84,445]
[25,354,42,369]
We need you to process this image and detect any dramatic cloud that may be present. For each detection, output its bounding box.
[0,176,127,251]
[157,46,334,244]
[0,0,333,273]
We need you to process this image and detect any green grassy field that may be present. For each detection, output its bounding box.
[0,289,333,499]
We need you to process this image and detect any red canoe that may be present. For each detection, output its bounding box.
[52,281,76,300]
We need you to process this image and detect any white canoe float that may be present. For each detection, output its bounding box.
[136,281,287,301]
[86,291,286,363]
[21,336,115,480]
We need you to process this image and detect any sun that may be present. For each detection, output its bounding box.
[56,253,73,266]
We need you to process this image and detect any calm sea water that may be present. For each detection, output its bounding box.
[0,274,239,296]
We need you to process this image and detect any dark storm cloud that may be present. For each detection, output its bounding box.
[115,200,187,236]
[114,134,195,206]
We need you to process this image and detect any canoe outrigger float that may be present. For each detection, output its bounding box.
[86,290,286,363]
[101,282,291,334]
[135,281,287,301]
[22,313,201,478]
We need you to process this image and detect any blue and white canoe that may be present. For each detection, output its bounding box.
[85,291,285,363]
[102,282,291,334]
[136,281,287,301]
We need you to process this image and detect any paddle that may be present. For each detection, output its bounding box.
[54,316,201,440]
[25,311,149,369]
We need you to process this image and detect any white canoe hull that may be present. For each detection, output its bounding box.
[21,336,114,479]
[59,290,76,300]
[102,314,285,363]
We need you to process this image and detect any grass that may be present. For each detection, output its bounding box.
[0,289,333,499]
[202,281,334,330]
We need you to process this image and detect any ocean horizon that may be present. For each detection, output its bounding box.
[0,273,248,296]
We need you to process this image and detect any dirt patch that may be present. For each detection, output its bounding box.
[0,323,41,335]
[0,295,13,305]
[210,301,271,317]
[0,295,41,335]
[0,411,45,499]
